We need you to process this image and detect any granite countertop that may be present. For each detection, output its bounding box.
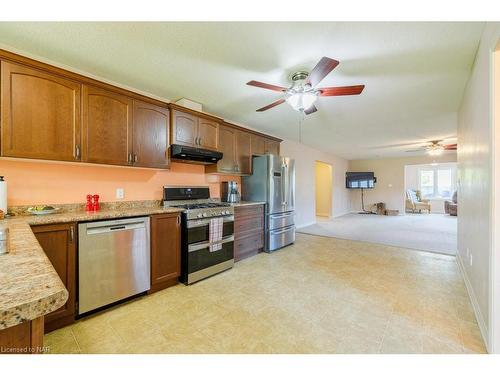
[0,203,184,330]
[230,201,266,207]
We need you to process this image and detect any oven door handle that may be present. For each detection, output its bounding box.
[188,235,235,252]
[187,215,234,228]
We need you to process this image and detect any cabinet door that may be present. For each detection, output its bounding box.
[1,61,81,161]
[265,139,280,155]
[82,85,133,165]
[150,213,181,292]
[197,118,219,150]
[133,100,170,169]
[217,125,238,172]
[236,130,252,175]
[31,223,76,332]
[251,134,266,156]
[171,110,197,147]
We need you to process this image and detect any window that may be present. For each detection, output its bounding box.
[418,165,456,199]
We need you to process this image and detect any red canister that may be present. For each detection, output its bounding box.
[93,194,100,211]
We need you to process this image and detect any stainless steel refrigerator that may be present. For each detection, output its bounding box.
[242,154,295,252]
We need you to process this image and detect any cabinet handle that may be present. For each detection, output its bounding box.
[177,215,181,225]
[134,154,138,163]
[128,153,133,164]
[198,137,202,146]
[70,226,74,243]
[75,145,80,160]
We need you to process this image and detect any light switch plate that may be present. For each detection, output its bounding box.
[116,188,124,199]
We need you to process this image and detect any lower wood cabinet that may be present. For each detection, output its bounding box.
[234,204,265,261]
[31,223,76,333]
[150,213,181,293]
[0,316,44,354]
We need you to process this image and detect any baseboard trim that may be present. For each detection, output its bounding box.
[296,221,316,229]
[457,253,490,352]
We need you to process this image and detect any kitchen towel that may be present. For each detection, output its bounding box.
[209,217,223,252]
[0,177,6,214]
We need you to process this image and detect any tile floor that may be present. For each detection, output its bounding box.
[44,233,486,354]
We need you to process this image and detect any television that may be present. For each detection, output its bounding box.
[346,172,376,189]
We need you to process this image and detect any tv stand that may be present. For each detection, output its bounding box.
[358,188,376,215]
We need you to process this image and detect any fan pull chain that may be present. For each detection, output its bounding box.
[298,111,306,143]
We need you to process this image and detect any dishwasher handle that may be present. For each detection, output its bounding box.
[86,220,146,235]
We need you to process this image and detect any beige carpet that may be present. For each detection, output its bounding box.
[298,213,457,255]
[44,233,483,354]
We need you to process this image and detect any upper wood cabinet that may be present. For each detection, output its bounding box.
[31,223,76,333]
[82,85,133,166]
[171,110,197,147]
[0,61,81,162]
[265,139,280,156]
[251,134,266,156]
[215,124,238,173]
[197,118,218,150]
[150,213,181,293]
[171,108,219,151]
[132,100,170,169]
[206,123,252,175]
[236,130,252,175]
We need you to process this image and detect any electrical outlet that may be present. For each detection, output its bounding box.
[116,188,124,199]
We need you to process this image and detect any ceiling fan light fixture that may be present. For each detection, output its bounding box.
[428,147,444,156]
[286,91,318,112]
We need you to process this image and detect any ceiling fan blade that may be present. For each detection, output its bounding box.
[444,144,457,150]
[247,80,287,92]
[306,57,339,87]
[318,85,365,96]
[304,105,317,115]
[256,98,286,112]
[405,148,425,152]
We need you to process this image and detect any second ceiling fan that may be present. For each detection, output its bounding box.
[247,56,365,115]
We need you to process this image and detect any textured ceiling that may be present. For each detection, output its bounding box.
[0,22,484,159]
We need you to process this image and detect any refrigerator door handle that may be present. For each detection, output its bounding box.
[281,163,287,206]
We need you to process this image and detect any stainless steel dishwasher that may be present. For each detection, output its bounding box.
[78,217,150,315]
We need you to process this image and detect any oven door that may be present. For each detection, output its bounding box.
[187,236,234,283]
[186,216,234,244]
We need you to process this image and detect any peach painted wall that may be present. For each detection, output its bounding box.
[0,158,240,206]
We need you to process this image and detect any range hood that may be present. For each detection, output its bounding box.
[170,144,223,165]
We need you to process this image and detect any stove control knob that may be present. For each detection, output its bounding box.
[197,213,202,218]
[202,213,208,217]
[225,210,230,215]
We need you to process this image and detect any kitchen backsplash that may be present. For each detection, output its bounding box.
[0,159,241,206]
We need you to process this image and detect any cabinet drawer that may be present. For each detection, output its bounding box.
[235,204,264,219]
[234,215,264,235]
[234,233,264,261]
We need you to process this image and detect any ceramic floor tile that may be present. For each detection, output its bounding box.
[44,233,486,354]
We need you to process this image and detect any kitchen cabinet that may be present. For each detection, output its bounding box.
[171,107,219,151]
[236,130,252,174]
[0,61,81,162]
[234,204,265,261]
[0,317,44,354]
[150,213,181,293]
[265,139,280,155]
[132,100,170,169]
[82,85,133,166]
[251,134,280,156]
[251,134,266,156]
[31,223,76,332]
[206,123,252,175]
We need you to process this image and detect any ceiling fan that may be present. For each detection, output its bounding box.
[406,140,457,156]
[246,57,365,115]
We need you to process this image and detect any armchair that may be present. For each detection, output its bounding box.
[444,191,457,216]
[406,189,431,213]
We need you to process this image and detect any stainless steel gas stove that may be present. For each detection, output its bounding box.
[163,186,234,284]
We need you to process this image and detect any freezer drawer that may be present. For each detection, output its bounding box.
[266,224,295,252]
[78,217,150,315]
[267,211,295,230]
